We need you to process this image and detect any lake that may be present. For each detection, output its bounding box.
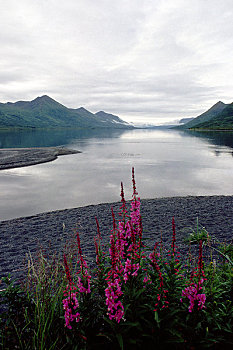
[0,128,232,221]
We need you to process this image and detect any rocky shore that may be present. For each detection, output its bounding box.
[0,195,232,282]
[0,147,80,170]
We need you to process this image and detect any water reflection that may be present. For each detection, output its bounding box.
[0,128,129,148]
[180,130,233,155]
[0,127,232,153]
[120,129,180,140]
[0,128,232,221]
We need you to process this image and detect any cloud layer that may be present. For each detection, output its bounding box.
[1,0,233,124]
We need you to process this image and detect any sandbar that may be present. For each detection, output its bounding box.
[0,147,81,170]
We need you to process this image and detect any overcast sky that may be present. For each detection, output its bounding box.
[1,0,233,124]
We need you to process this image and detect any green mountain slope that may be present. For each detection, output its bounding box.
[0,95,132,129]
[95,111,130,126]
[179,117,194,124]
[192,102,233,130]
[174,101,228,129]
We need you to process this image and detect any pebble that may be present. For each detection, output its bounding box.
[0,195,232,282]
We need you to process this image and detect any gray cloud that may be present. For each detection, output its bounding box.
[1,0,233,124]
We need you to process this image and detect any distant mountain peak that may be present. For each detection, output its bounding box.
[76,107,89,112]
[96,110,114,116]
[38,94,50,99]
[32,95,57,103]
[174,100,229,130]
[211,101,225,108]
[95,110,129,125]
[95,110,121,119]
[30,95,67,109]
[191,101,233,130]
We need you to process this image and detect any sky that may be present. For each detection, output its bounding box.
[1,0,233,125]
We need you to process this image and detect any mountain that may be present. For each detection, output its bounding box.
[179,117,194,124]
[191,102,233,130]
[95,111,130,126]
[174,101,228,129]
[0,95,133,129]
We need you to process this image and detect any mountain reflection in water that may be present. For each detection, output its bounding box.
[0,128,232,221]
[181,130,233,155]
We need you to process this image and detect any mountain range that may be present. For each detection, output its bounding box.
[1,95,232,131]
[175,101,233,130]
[0,95,132,129]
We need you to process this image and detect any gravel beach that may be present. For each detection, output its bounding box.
[0,195,232,282]
[0,147,80,170]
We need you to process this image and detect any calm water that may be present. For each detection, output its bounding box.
[0,128,232,221]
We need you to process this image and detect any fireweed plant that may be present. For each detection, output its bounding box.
[0,168,232,349]
[59,168,233,349]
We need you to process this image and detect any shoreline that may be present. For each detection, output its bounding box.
[0,195,232,282]
[0,147,81,170]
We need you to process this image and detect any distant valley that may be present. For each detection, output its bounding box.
[0,95,133,130]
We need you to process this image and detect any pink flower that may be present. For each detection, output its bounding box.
[62,291,80,329]
[105,277,124,323]
[150,243,169,311]
[123,258,140,282]
[77,274,91,294]
[76,232,91,294]
[105,209,125,323]
[63,254,80,329]
[143,274,152,286]
[181,282,206,312]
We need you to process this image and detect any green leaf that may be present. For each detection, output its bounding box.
[116,333,124,350]
[122,321,140,328]
[154,311,160,327]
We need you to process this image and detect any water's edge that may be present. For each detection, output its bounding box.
[1,195,232,281]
